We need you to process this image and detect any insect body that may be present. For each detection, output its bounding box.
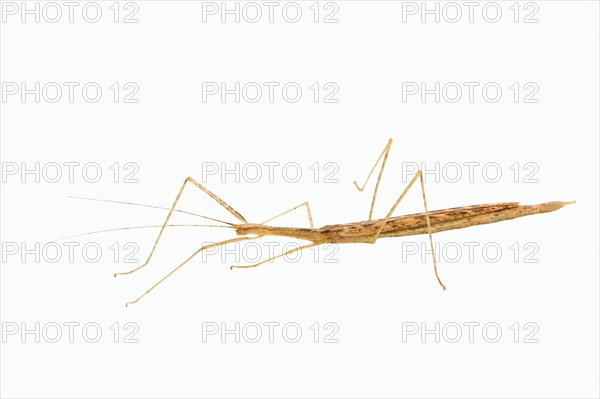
[100,139,572,306]
[234,201,569,244]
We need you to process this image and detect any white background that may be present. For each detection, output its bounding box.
[1,1,599,398]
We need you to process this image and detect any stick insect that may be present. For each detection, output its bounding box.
[83,139,573,306]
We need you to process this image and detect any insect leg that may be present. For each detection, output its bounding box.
[124,235,260,307]
[353,138,393,220]
[230,242,319,270]
[114,176,248,277]
[368,170,446,290]
[260,202,314,228]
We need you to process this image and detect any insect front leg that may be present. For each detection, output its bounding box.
[124,235,261,307]
[114,176,248,277]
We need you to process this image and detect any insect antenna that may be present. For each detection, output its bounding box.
[48,195,238,244]
[47,223,234,244]
[67,195,235,226]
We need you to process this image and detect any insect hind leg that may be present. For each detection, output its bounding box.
[353,138,393,221]
[367,169,446,291]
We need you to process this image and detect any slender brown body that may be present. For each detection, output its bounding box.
[107,136,576,305]
[235,201,573,244]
